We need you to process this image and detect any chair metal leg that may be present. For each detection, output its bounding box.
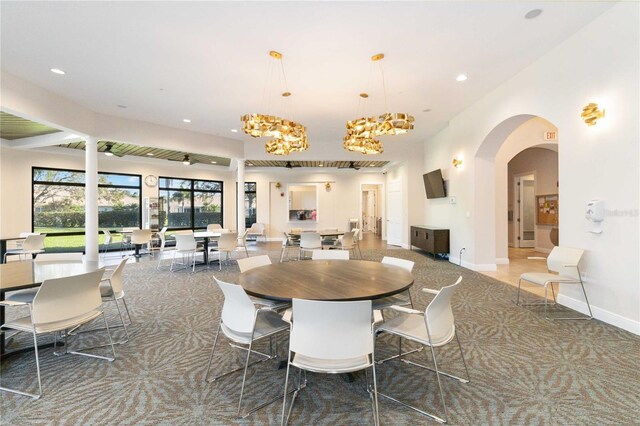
[455,331,471,383]
[122,298,133,325]
[377,335,423,364]
[371,362,380,426]
[516,278,523,305]
[204,322,222,382]
[68,312,117,361]
[281,353,292,426]
[113,298,130,344]
[580,278,594,319]
[237,336,256,416]
[0,329,42,399]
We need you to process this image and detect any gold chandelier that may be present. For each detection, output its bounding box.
[241,51,308,155]
[343,53,414,154]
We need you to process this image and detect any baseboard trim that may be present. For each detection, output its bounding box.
[557,294,640,335]
[496,257,510,265]
[449,256,497,271]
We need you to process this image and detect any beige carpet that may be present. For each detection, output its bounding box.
[1,247,639,425]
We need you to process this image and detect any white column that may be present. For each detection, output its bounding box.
[85,137,99,261]
[237,159,246,234]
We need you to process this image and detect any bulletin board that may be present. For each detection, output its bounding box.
[537,194,559,225]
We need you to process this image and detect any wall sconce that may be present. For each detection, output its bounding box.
[452,157,463,168]
[581,103,605,126]
[275,182,281,189]
[325,182,332,191]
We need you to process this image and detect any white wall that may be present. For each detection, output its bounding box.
[507,147,558,252]
[245,169,385,240]
[422,3,639,333]
[0,146,237,235]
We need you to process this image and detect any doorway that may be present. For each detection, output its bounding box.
[514,173,535,248]
[386,180,402,246]
[361,183,383,239]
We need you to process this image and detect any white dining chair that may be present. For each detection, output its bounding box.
[99,256,132,343]
[120,227,139,253]
[237,255,290,311]
[101,229,114,259]
[281,299,380,426]
[298,233,322,260]
[237,229,250,257]
[0,269,116,399]
[333,231,356,258]
[204,278,290,418]
[155,227,172,270]
[130,229,153,256]
[4,234,46,262]
[375,276,469,424]
[171,234,204,272]
[311,249,349,260]
[210,232,239,270]
[246,223,266,242]
[207,223,223,231]
[352,228,363,258]
[517,246,592,320]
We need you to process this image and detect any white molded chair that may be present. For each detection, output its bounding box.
[311,249,349,260]
[517,246,592,320]
[373,257,415,308]
[210,232,239,270]
[4,234,46,262]
[155,227,172,270]
[247,223,266,242]
[237,229,250,257]
[352,228,363,258]
[130,229,153,256]
[207,223,223,231]
[375,276,469,424]
[101,229,115,258]
[333,231,356,258]
[204,278,290,418]
[237,255,290,311]
[281,299,380,426]
[298,233,322,260]
[99,256,132,343]
[0,269,116,399]
[280,232,299,263]
[6,252,85,304]
[120,227,139,253]
[171,234,204,272]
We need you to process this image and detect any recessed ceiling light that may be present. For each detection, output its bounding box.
[525,9,543,20]
[319,163,324,167]
[146,152,154,156]
[423,108,432,113]
[456,74,468,82]
[211,161,217,164]
[183,119,191,123]
[230,129,238,133]
[369,164,376,167]
[247,163,253,166]
[117,104,127,109]
[50,68,65,75]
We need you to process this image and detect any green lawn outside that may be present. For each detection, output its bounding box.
[33,228,111,252]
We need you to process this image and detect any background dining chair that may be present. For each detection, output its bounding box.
[155,227,172,270]
[130,229,153,256]
[237,229,250,257]
[298,233,322,260]
[210,232,239,270]
[333,231,356,258]
[207,223,223,231]
[517,246,592,320]
[4,234,46,262]
[280,232,299,263]
[99,256,132,343]
[237,255,290,311]
[281,299,379,426]
[352,228,363,258]
[204,278,290,418]
[171,234,204,272]
[101,229,114,259]
[375,276,468,424]
[246,223,266,242]
[311,249,349,260]
[0,269,116,399]
[120,227,139,254]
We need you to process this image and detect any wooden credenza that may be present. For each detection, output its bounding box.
[410,226,450,259]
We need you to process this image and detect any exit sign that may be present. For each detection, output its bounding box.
[544,131,557,141]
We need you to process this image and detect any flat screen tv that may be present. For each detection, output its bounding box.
[423,169,446,199]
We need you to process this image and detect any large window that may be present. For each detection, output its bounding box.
[32,167,142,250]
[244,182,257,228]
[159,177,223,230]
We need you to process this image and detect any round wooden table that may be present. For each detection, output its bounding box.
[237,260,414,302]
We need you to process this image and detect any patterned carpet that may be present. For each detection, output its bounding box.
[1,246,639,425]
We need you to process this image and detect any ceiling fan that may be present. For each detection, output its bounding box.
[168,154,197,165]
[102,142,124,157]
[283,161,301,169]
[338,161,361,170]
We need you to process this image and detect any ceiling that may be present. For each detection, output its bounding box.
[0,111,62,140]
[245,160,388,169]
[58,140,232,167]
[0,2,614,152]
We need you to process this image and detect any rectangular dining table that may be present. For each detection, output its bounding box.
[193,231,222,264]
[0,236,28,264]
[0,260,102,357]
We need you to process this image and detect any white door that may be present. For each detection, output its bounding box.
[387,180,402,246]
[517,176,535,248]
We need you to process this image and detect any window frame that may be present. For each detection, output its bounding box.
[31,166,142,236]
[237,181,257,229]
[158,176,224,231]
